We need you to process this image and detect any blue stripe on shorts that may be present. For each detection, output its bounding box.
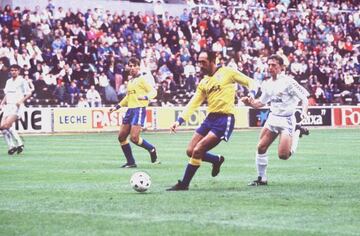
[196,113,235,142]
[122,107,146,126]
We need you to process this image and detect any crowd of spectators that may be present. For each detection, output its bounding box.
[0,0,359,107]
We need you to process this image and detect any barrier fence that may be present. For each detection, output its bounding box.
[0,106,358,133]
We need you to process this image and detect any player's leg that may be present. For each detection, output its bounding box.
[129,124,157,162]
[186,119,225,176]
[185,132,204,158]
[249,127,278,186]
[186,132,221,168]
[9,126,24,154]
[129,107,157,163]
[204,114,235,177]
[278,131,292,160]
[118,123,135,167]
[0,115,18,155]
[6,113,24,153]
[279,116,298,159]
[294,110,310,139]
[168,132,221,191]
[291,125,309,155]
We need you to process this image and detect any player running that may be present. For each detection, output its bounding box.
[109,57,158,168]
[241,54,310,186]
[0,64,32,155]
[167,50,257,191]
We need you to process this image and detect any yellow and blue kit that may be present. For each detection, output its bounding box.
[118,74,157,126]
[178,66,256,140]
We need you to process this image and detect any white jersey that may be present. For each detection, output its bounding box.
[259,73,309,116]
[4,76,32,105]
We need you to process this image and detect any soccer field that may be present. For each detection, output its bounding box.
[0,128,359,236]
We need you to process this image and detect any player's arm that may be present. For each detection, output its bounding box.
[17,80,32,107]
[231,69,258,98]
[290,80,309,120]
[138,79,157,101]
[0,96,6,109]
[18,93,32,107]
[241,82,269,109]
[170,87,205,133]
[1,83,8,108]
[109,96,128,113]
[0,95,6,105]
[241,97,265,109]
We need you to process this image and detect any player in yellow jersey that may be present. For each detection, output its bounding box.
[167,50,257,191]
[109,58,158,168]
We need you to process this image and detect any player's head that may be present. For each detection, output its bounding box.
[267,54,283,77]
[198,50,217,75]
[9,64,21,78]
[128,57,140,77]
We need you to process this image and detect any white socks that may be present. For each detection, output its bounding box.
[291,129,301,155]
[2,129,15,149]
[256,152,268,180]
[9,127,23,146]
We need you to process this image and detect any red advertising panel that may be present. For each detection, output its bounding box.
[333,107,360,126]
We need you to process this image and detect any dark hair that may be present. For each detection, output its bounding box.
[128,57,140,66]
[199,50,217,63]
[268,54,284,66]
[9,64,21,70]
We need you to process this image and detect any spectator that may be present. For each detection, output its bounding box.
[86,85,101,107]
[53,81,67,105]
[0,2,358,107]
[183,60,196,92]
[77,96,90,108]
[67,81,80,105]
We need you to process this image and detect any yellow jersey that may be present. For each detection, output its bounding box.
[180,66,256,121]
[119,74,157,108]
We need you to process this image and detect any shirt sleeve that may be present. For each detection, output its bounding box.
[179,84,206,122]
[289,79,309,104]
[3,80,9,94]
[22,79,32,96]
[141,78,157,99]
[119,95,128,107]
[259,83,271,105]
[230,68,257,91]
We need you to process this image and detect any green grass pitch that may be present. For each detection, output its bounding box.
[0,128,359,236]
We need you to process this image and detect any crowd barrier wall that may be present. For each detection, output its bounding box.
[0,107,52,133]
[0,106,358,134]
[249,107,333,127]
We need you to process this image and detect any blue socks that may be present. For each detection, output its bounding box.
[121,142,135,165]
[135,137,155,152]
[203,152,219,164]
[181,164,199,187]
[181,158,202,186]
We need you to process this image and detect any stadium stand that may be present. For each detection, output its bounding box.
[0,0,359,107]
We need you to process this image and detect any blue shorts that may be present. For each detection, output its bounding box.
[196,113,235,142]
[122,107,146,126]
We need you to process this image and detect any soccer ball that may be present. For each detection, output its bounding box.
[130,171,151,192]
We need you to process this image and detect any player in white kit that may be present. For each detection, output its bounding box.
[0,64,32,155]
[241,55,310,186]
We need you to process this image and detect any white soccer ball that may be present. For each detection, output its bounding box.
[130,171,151,192]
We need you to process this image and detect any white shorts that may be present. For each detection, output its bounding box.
[2,104,25,120]
[264,113,296,136]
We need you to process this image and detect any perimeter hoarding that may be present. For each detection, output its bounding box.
[333,107,360,126]
[249,107,332,127]
[155,107,248,130]
[0,107,52,133]
[53,107,153,132]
